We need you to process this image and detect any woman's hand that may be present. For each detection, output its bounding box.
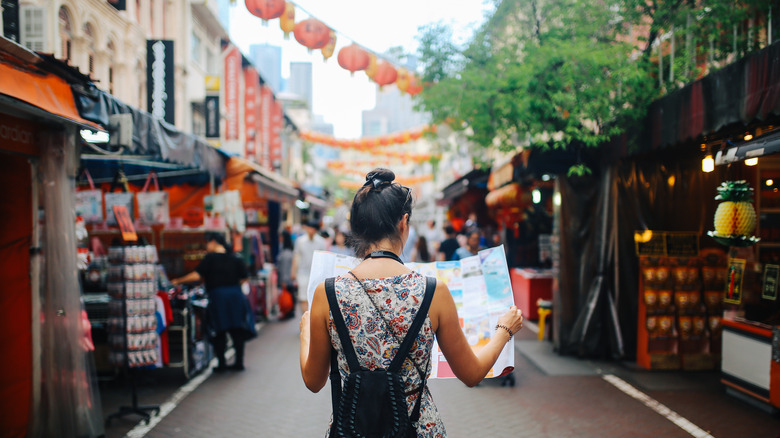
[496,305,524,337]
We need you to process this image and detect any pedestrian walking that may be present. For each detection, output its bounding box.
[276,229,295,319]
[292,219,327,313]
[299,168,525,437]
[171,232,256,372]
[437,224,460,261]
[453,229,484,260]
[330,229,354,257]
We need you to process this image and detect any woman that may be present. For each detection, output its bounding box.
[453,230,483,260]
[330,229,354,257]
[172,232,256,372]
[299,169,524,436]
[412,234,432,262]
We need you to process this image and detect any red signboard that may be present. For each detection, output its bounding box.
[270,98,283,170]
[112,205,138,242]
[224,46,241,141]
[259,85,273,168]
[244,67,261,158]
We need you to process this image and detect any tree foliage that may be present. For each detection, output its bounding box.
[415,0,776,169]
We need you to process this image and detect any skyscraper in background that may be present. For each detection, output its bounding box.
[288,62,313,110]
[362,55,429,136]
[249,44,282,94]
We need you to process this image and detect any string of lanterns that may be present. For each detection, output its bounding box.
[244,0,425,94]
[299,125,436,149]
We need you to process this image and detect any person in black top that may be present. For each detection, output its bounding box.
[437,225,460,261]
[172,232,256,372]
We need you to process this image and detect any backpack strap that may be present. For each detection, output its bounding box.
[325,277,362,373]
[396,276,436,424]
[389,276,436,372]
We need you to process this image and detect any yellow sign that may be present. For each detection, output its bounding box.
[205,76,220,91]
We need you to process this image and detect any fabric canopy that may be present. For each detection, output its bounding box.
[0,55,101,130]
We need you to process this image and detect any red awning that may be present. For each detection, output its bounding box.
[485,183,530,209]
[0,59,101,130]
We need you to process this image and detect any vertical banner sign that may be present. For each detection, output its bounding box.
[205,95,220,138]
[259,85,273,168]
[1,0,20,43]
[107,0,127,10]
[223,46,241,141]
[146,40,175,124]
[243,67,260,157]
[270,98,283,170]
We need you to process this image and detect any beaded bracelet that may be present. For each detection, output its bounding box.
[496,324,513,338]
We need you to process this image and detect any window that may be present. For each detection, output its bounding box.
[83,23,95,75]
[20,5,46,52]
[58,6,72,62]
[191,32,202,65]
[107,40,116,94]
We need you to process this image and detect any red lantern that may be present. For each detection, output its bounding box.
[294,19,331,52]
[372,61,397,87]
[406,75,423,96]
[337,44,370,76]
[245,0,285,21]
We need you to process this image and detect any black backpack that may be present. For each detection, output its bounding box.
[325,275,436,438]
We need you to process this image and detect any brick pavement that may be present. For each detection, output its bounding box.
[112,317,780,438]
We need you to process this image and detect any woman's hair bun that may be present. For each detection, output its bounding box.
[365,168,395,186]
[365,168,395,182]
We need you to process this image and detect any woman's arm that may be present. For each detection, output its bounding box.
[430,281,524,387]
[171,271,202,286]
[300,282,332,392]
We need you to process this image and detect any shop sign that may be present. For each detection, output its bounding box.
[723,258,746,304]
[146,40,175,124]
[269,98,283,170]
[205,95,219,138]
[634,231,699,257]
[112,205,137,242]
[259,85,272,168]
[763,264,779,301]
[223,46,241,141]
[244,67,260,156]
[0,114,38,155]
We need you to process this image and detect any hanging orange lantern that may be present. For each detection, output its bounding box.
[321,31,337,61]
[294,18,331,52]
[406,75,423,96]
[279,2,295,38]
[409,130,422,140]
[372,61,397,88]
[396,68,410,93]
[246,0,286,22]
[365,53,378,79]
[337,44,370,76]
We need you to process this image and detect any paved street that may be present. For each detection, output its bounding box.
[101,318,780,438]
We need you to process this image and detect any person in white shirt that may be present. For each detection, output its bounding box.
[292,219,326,313]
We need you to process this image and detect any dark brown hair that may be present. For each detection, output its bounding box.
[349,168,412,258]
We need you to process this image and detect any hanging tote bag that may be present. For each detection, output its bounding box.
[74,169,104,224]
[104,192,134,226]
[135,172,169,225]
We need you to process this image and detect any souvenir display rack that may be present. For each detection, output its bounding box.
[105,244,160,425]
[635,232,726,370]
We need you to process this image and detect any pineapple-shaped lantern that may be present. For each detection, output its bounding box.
[707,180,760,247]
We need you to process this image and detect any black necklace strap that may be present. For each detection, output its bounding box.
[367,250,404,265]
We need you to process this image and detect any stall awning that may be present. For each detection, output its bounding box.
[485,183,528,209]
[716,129,780,164]
[227,157,298,202]
[438,168,489,205]
[0,40,102,130]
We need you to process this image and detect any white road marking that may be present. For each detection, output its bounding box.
[124,323,263,437]
[602,374,714,438]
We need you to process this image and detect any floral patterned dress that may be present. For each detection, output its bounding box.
[327,271,446,437]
